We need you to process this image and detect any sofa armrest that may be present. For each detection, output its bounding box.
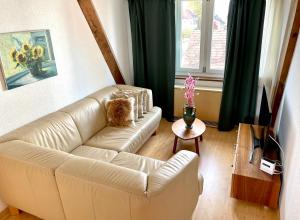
[0,140,71,220]
[135,150,202,220]
[147,150,202,196]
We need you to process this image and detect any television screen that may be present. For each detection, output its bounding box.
[259,86,272,126]
[249,85,273,163]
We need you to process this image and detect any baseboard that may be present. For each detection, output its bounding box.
[0,208,9,220]
[202,120,218,128]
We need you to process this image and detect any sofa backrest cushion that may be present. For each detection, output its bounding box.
[55,156,147,220]
[0,112,82,152]
[87,85,119,104]
[60,98,106,143]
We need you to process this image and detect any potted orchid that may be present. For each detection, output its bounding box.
[183,74,197,129]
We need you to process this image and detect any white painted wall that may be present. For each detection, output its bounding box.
[277,33,300,220]
[92,0,134,85]
[0,0,118,135]
[0,0,117,211]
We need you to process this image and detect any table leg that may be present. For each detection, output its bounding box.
[200,135,203,141]
[173,136,178,154]
[195,137,200,155]
[8,206,19,216]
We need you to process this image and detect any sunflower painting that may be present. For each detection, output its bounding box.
[0,30,57,90]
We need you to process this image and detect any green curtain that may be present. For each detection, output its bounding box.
[128,0,175,121]
[218,0,266,131]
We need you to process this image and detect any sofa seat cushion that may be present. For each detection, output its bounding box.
[111,152,164,174]
[71,146,118,162]
[85,107,162,153]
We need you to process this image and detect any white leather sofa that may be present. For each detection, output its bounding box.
[0,85,203,220]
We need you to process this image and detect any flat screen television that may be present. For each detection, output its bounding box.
[249,85,272,163]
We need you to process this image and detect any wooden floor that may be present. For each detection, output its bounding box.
[139,119,279,220]
[3,119,279,220]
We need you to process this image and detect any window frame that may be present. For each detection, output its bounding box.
[175,0,226,77]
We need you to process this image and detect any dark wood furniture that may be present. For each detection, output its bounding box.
[231,123,281,208]
[78,0,125,84]
[172,118,206,155]
[271,0,300,127]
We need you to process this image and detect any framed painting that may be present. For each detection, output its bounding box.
[0,29,57,90]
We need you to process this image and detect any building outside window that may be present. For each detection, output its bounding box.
[176,0,230,77]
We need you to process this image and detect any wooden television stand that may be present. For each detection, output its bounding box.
[230,123,281,208]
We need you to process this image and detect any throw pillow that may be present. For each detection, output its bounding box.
[115,89,144,118]
[142,90,148,114]
[105,97,135,127]
[115,85,149,114]
[112,91,139,121]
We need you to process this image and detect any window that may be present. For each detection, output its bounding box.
[176,0,230,76]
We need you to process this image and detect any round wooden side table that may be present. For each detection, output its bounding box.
[172,118,206,155]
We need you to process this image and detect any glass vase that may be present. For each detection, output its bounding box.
[28,61,43,77]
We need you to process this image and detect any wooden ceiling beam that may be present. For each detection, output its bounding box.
[78,0,125,84]
[271,0,300,127]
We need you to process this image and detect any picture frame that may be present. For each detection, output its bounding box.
[0,29,57,90]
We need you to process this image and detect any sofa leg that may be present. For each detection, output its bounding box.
[8,206,19,216]
[152,131,157,136]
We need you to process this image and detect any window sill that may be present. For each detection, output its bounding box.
[175,73,223,91]
[175,73,223,82]
[174,85,222,93]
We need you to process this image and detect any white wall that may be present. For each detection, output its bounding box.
[277,32,300,220]
[0,0,117,211]
[0,0,118,135]
[92,0,134,85]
